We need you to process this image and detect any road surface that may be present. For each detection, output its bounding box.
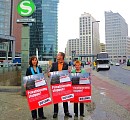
[98,65,130,86]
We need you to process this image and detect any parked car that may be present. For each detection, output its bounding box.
[109,61,114,65]
[115,63,120,66]
[127,59,130,66]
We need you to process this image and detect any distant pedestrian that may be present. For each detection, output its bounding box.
[89,61,92,67]
[93,61,96,70]
[26,56,47,120]
[81,62,84,68]
[69,61,71,66]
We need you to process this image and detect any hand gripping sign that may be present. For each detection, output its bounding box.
[50,70,74,104]
[70,72,91,103]
[23,73,52,110]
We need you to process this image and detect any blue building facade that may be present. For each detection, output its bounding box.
[30,0,59,61]
[0,0,14,57]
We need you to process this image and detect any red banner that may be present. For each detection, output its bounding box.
[51,81,74,104]
[71,84,91,103]
[26,86,52,110]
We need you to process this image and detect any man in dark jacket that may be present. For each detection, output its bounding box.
[50,52,72,118]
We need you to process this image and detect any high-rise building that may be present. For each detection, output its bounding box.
[65,38,79,60]
[79,13,100,61]
[127,37,130,58]
[30,0,43,60]
[30,0,59,61]
[11,0,22,56]
[105,11,130,63]
[100,43,106,52]
[0,0,15,57]
[0,0,11,36]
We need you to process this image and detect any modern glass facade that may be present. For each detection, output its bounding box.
[30,0,43,60]
[0,0,12,57]
[0,0,11,35]
[30,0,59,61]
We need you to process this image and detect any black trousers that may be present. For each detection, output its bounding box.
[54,102,69,114]
[31,107,44,119]
[74,103,84,115]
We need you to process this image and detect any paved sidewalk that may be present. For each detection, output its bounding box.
[0,69,130,120]
[122,66,130,71]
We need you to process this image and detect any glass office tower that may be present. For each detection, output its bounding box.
[30,0,59,61]
[0,0,11,35]
[0,0,12,57]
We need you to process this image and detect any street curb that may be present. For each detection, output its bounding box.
[0,86,21,93]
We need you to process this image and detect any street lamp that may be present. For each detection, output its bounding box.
[91,21,100,60]
[36,48,38,60]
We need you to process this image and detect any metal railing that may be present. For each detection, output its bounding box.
[0,63,21,73]
[0,63,21,86]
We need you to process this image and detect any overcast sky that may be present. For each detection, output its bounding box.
[58,0,130,52]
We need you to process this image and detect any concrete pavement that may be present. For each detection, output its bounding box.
[0,67,130,120]
[122,65,130,71]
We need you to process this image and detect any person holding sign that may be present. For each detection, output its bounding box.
[49,52,72,118]
[71,60,86,117]
[26,56,47,120]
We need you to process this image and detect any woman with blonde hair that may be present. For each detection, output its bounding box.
[71,60,86,117]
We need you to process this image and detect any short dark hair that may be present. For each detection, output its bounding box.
[29,56,38,66]
[59,52,65,60]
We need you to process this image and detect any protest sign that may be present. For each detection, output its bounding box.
[23,73,52,110]
[70,73,91,103]
[50,70,74,104]
[72,84,91,102]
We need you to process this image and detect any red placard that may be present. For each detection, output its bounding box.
[71,84,91,103]
[26,86,52,110]
[51,81,74,104]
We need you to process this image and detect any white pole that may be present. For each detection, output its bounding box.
[36,48,38,60]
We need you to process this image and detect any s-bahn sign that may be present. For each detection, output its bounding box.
[17,0,36,17]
